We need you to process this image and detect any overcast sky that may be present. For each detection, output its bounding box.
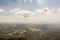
[0,0,60,23]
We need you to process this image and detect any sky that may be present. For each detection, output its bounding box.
[0,0,60,23]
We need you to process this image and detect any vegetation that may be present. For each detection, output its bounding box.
[0,23,60,40]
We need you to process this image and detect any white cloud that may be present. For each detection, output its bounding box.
[18,0,42,3]
[24,0,32,2]
[10,8,33,17]
[0,8,5,13]
[17,0,32,2]
[36,7,56,16]
[0,7,60,23]
[57,8,60,13]
[37,0,42,3]
[10,8,20,12]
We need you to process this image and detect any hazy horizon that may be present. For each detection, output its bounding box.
[0,0,60,23]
